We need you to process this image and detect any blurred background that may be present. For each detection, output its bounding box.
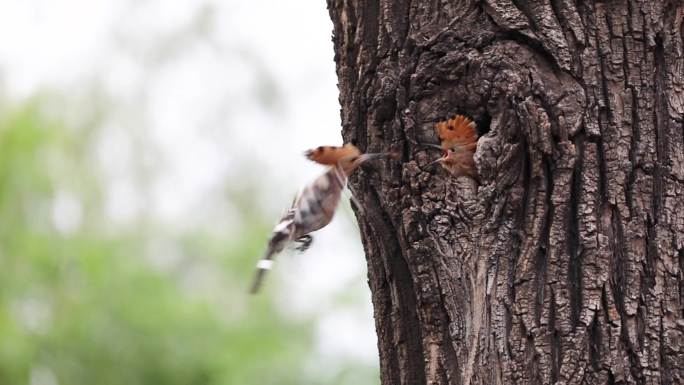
[0,1,378,384]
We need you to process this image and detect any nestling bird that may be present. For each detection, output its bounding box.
[249,144,392,294]
[422,115,479,178]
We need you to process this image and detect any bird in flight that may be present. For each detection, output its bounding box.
[249,144,393,294]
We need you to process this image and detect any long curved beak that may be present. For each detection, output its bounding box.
[406,137,443,151]
[420,143,444,151]
[357,150,400,164]
[426,158,443,167]
[344,150,401,176]
[357,153,387,163]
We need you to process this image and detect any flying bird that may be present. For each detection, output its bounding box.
[249,144,392,294]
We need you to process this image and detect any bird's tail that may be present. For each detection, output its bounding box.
[249,252,275,294]
[249,218,293,294]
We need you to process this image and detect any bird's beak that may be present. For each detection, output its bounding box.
[406,137,443,151]
[426,149,450,168]
[426,157,444,168]
[357,151,397,163]
[420,143,444,151]
[343,151,395,175]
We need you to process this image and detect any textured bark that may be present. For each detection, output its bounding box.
[327,1,684,384]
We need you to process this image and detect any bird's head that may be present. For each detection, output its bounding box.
[305,143,398,175]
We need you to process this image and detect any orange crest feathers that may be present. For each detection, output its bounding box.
[435,115,478,150]
[304,144,361,165]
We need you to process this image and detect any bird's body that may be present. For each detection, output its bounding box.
[293,164,346,234]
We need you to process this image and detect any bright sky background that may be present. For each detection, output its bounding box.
[0,0,377,370]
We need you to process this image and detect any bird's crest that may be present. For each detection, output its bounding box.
[435,115,478,151]
[304,144,361,166]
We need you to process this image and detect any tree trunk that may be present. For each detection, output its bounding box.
[326,1,684,384]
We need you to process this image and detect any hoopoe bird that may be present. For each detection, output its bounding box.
[422,115,479,178]
[249,144,392,294]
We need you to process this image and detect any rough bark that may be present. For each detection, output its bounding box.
[326,1,684,384]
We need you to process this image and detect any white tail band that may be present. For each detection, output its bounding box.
[256,259,274,270]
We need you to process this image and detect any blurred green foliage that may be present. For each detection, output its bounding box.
[0,100,376,385]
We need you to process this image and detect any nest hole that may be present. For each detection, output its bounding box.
[475,113,491,137]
